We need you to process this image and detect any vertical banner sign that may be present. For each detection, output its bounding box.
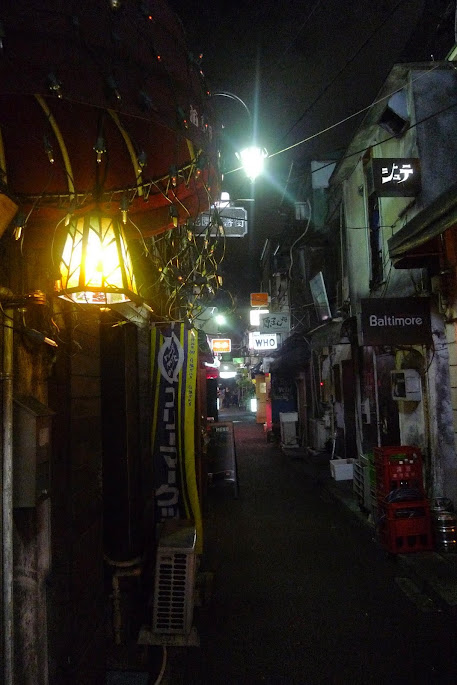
[151,324,203,552]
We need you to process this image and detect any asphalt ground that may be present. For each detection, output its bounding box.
[163,410,457,685]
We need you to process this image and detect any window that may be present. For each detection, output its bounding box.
[378,89,409,137]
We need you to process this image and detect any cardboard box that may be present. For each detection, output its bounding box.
[330,458,355,481]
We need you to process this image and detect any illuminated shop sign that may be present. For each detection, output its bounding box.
[250,292,269,308]
[361,298,431,345]
[211,338,232,354]
[372,158,421,197]
[248,332,278,350]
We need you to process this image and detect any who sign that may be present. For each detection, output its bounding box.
[248,332,278,351]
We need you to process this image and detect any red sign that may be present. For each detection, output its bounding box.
[250,292,269,308]
[211,338,231,354]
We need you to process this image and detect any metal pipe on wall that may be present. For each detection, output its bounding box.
[372,348,382,447]
[2,306,14,685]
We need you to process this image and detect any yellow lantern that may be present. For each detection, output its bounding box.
[55,210,138,305]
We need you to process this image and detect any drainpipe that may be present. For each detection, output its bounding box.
[372,348,382,447]
[2,304,14,685]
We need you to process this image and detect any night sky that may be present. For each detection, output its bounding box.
[168,0,449,305]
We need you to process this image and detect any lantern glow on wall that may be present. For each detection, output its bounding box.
[55,211,139,305]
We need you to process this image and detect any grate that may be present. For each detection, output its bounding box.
[152,520,196,635]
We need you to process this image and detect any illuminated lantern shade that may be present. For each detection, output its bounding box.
[55,211,138,305]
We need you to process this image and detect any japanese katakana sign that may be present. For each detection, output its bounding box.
[259,312,290,333]
[372,158,421,197]
[151,324,202,551]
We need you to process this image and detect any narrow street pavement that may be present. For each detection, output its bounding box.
[164,410,457,685]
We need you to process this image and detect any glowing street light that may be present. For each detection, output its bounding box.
[236,146,268,181]
[211,91,267,181]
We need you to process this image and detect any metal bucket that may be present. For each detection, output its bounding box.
[432,511,457,553]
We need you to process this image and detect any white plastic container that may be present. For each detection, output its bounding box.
[330,458,355,481]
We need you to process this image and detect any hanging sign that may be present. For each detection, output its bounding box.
[211,338,232,354]
[248,332,278,350]
[372,158,421,197]
[250,292,269,308]
[259,312,290,333]
[361,297,431,345]
[194,206,248,237]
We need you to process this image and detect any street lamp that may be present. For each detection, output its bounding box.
[212,91,267,181]
[236,146,268,181]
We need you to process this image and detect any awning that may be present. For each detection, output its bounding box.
[269,334,311,375]
[269,318,356,375]
[306,320,347,350]
[388,179,457,268]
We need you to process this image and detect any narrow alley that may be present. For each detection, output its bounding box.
[163,409,457,685]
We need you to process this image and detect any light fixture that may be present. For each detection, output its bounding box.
[236,146,268,181]
[249,308,269,326]
[219,362,237,379]
[55,210,139,306]
[211,92,267,181]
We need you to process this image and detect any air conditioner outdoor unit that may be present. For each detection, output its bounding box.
[152,519,197,636]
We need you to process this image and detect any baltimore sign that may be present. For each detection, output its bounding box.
[361,297,431,346]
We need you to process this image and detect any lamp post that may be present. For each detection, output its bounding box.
[211,91,267,181]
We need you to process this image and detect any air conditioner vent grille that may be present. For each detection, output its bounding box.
[152,520,196,635]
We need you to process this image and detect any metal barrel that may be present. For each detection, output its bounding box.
[432,511,457,552]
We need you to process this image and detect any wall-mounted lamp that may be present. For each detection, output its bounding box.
[55,210,139,306]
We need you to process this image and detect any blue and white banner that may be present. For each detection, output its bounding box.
[151,323,202,549]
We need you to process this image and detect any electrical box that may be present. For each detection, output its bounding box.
[391,369,422,402]
[13,396,54,507]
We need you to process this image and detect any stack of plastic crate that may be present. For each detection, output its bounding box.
[374,446,433,554]
[361,452,377,517]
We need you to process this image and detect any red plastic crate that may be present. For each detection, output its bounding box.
[374,446,424,499]
[378,500,434,554]
[375,466,425,501]
[374,445,422,464]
